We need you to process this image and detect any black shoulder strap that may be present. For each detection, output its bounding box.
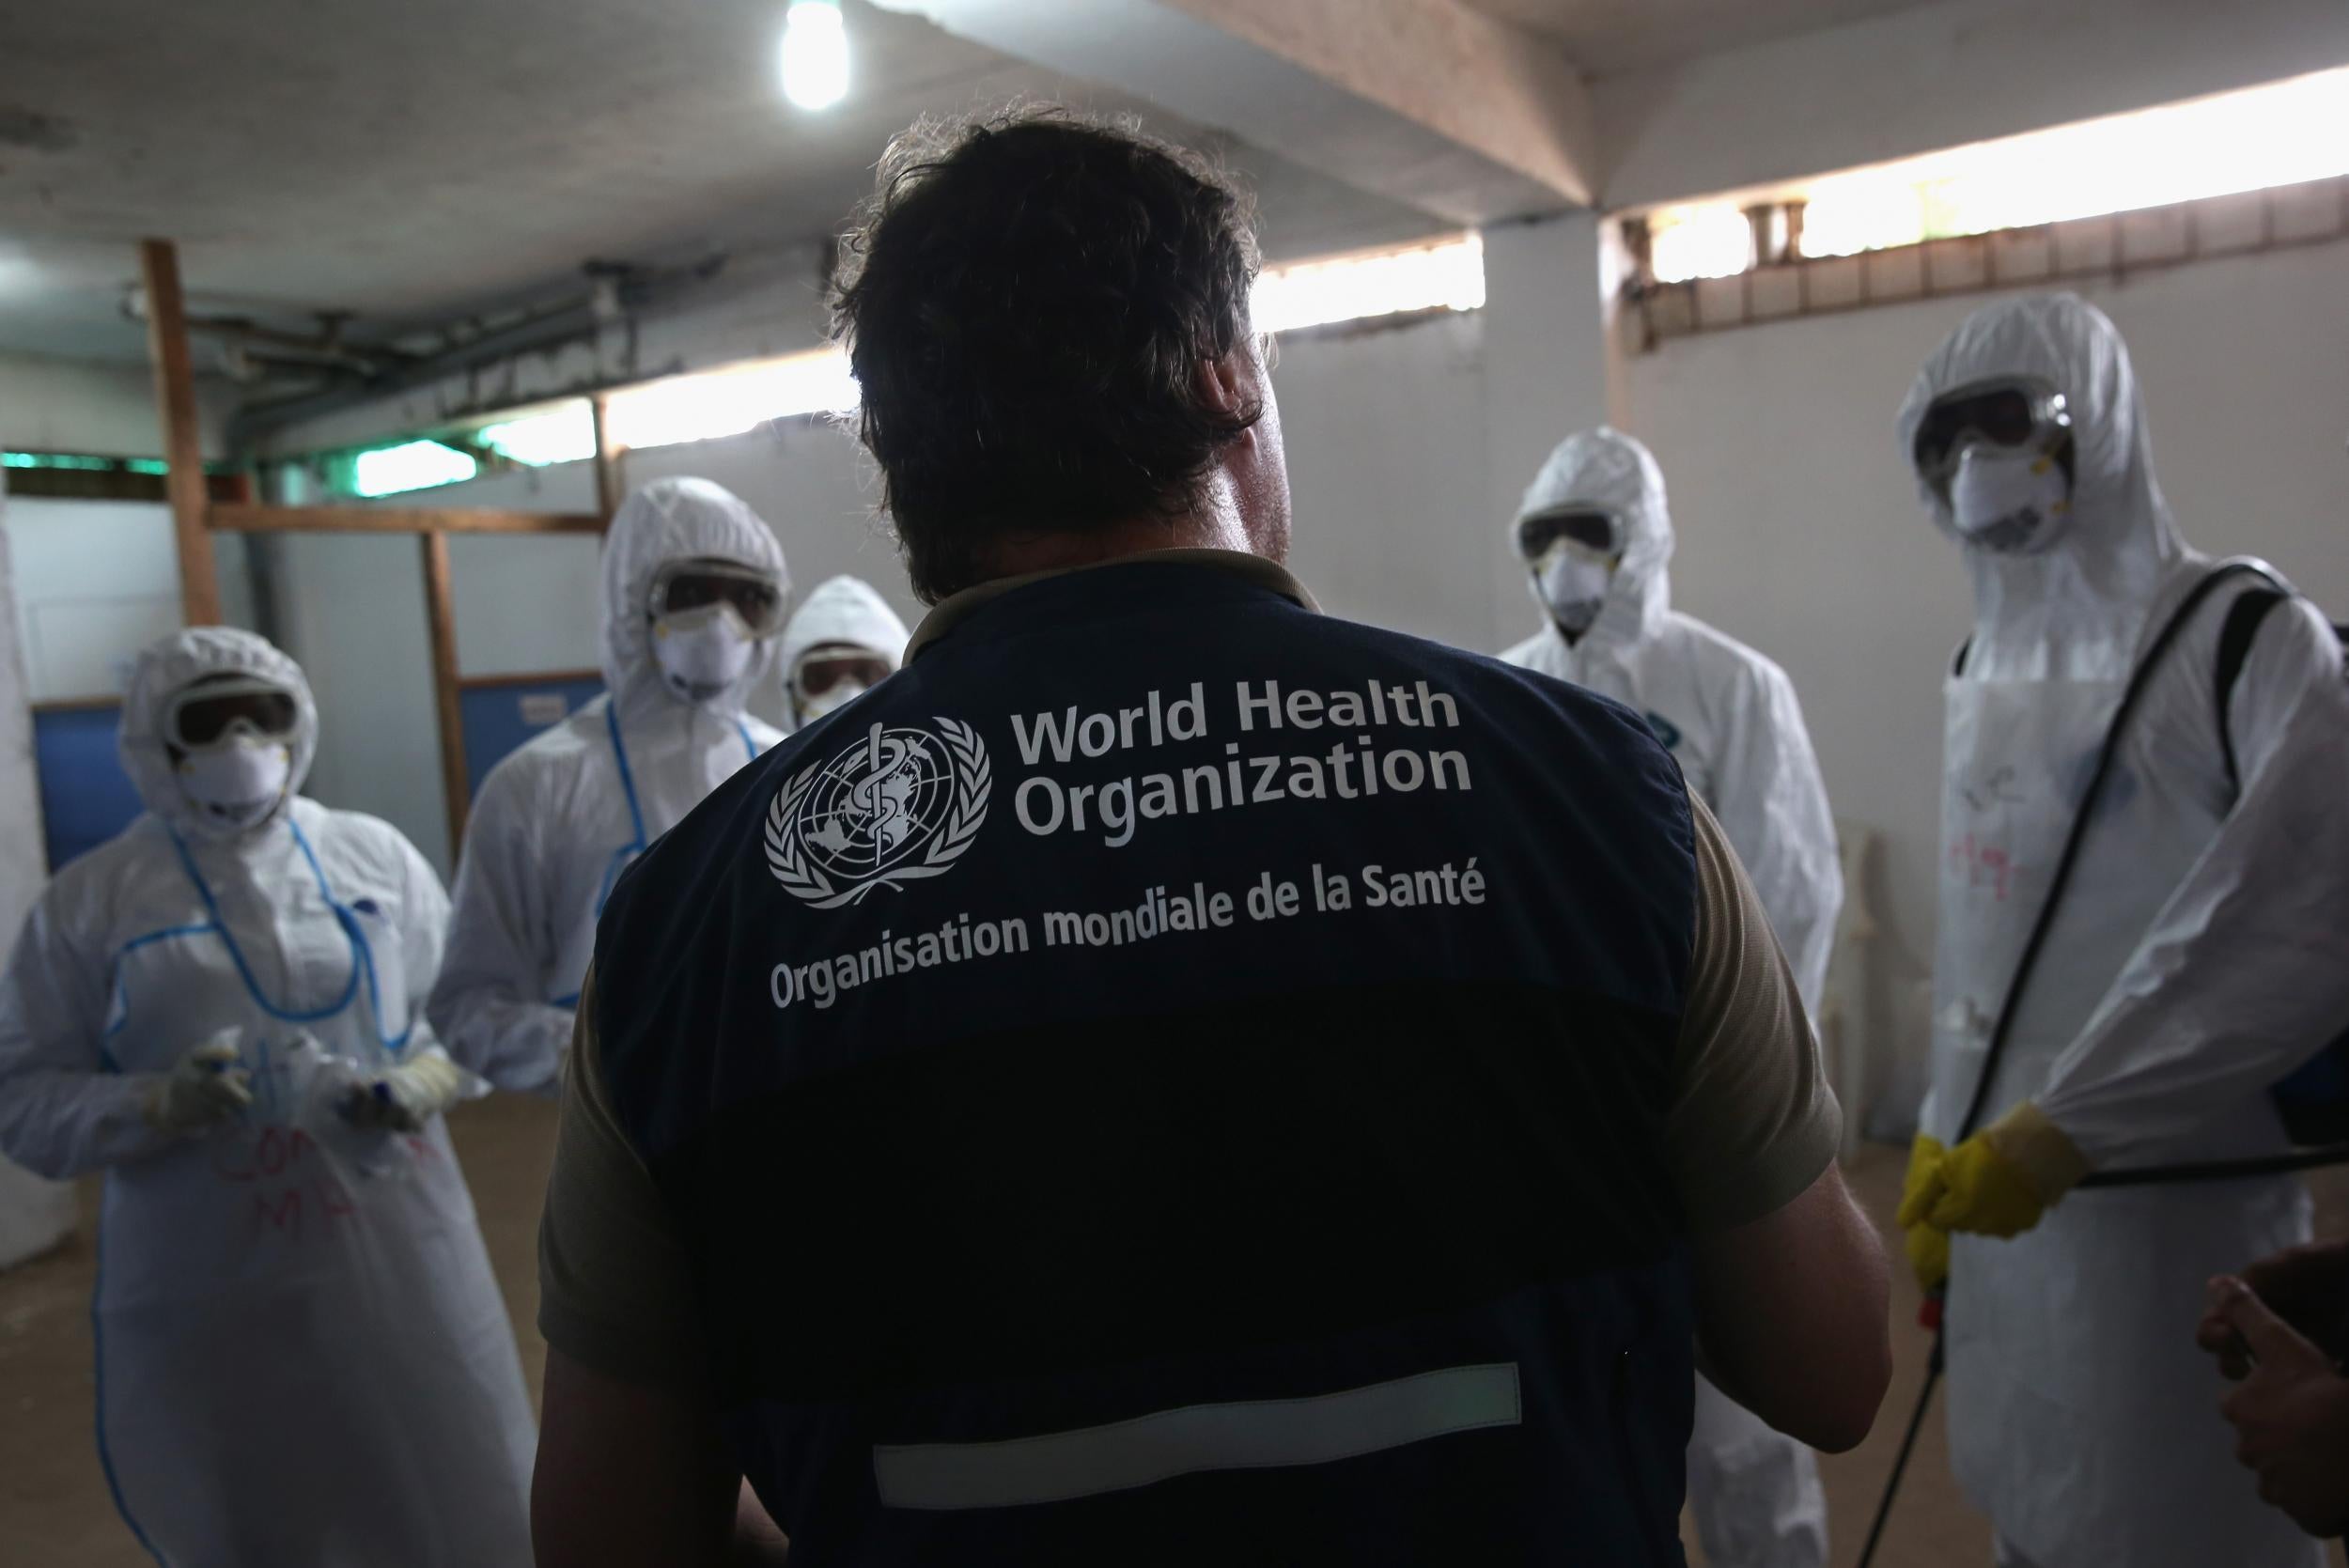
[2214,587,2286,795]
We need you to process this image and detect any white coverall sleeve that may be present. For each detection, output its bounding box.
[1707,660,1844,1016]
[424,770,572,1094]
[0,891,174,1179]
[2037,598,2349,1164]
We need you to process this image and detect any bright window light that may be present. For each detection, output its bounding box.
[781,0,849,112]
[602,349,861,452]
[479,405,598,466]
[1797,169,1928,260]
[1647,205,1755,284]
[1804,65,2349,257]
[1250,234,1486,335]
[352,440,477,497]
[1643,65,2349,277]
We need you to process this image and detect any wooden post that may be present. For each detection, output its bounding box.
[420,531,472,852]
[140,240,222,627]
[591,393,623,525]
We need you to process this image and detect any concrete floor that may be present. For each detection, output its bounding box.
[0,1102,2339,1567]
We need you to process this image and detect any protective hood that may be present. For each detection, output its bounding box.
[1896,294,2185,664]
[601,477,790,719]
[118,626,318,841]
[779,575,911,676]
[1513,426,1673,647]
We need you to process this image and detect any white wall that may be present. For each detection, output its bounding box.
[1,493,258,701]
[0,504,77,1266]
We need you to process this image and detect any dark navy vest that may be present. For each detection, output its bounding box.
[597,558,1701,1566]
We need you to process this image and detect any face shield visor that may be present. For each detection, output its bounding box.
[646,557,790,640]
[1913,378,2080,553]
[163,675,301,831]
[790,644,895,723]
[163,675,301,752]
[1517,505,1624,638]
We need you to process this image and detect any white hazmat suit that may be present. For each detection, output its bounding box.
[1902,294,2349,1568]
[0,627,535,1567]
[778,574,911,730]
[428,478,787,1092]
[1501,427,1842,1568]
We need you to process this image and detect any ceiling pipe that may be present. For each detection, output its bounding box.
[122,288,412,380]
[225,255,726,456]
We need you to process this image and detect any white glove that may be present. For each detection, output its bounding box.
[141,1032,254,1134]
[334,1047,472,1134]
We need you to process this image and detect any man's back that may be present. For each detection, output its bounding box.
[552,553,1832,1564]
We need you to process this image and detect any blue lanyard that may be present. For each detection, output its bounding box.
[163,817,408,1050]
[601,701,759,868]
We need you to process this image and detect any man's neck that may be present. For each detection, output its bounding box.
[977,508,1253,582]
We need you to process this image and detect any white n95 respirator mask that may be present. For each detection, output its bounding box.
[1950,445,2072,554]
[1530,541,1615,638]
[652,605,757,704]
[177,738,293,831]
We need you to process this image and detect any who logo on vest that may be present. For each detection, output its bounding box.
[764,718,992,908]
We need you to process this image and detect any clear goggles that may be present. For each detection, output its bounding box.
[1517,505,1623,564]
[646,557,788,638]
[163,675,301,751]
[1912,376,2073,490]
[790,644,894,700]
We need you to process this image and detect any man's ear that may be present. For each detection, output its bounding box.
[1192,346,1261,424]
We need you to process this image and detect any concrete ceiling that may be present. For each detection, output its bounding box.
[1456,0,1930,75]
[0,0,1449,363]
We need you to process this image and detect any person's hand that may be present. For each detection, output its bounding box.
[1897,1101,2088,1240]
[2208,1277,2349,1538]
[334,1047,471,1134]
[2248,1243,2349,1363]
[1901,1135,1950,1292]
[141,1032,253,1133]
[2202,1243,2349,1379]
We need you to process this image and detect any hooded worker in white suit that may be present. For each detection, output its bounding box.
[428,476,790,1093]
[0,626,534,1566]
[1502,426,1842,1568]
[1897,293,2349,1568]
[779,574,911,731]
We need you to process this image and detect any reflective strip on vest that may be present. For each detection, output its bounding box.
[873,1362,1522,1512]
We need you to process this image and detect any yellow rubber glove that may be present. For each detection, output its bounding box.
[1901,1135,1950,1292]
[1898,1101,2090,1240]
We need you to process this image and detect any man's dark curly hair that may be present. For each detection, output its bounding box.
[831,106,1265,603]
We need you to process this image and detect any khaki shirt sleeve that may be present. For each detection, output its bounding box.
[1664,793,1843,1233]
[537,971,707,1383]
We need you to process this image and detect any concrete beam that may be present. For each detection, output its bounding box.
[1595,0,2349,211]
[1164,0,1596,208]
[868,0,1595,225]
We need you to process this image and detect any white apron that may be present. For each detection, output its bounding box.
[94,821,535,1568]
[1929,670,2316,1568]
